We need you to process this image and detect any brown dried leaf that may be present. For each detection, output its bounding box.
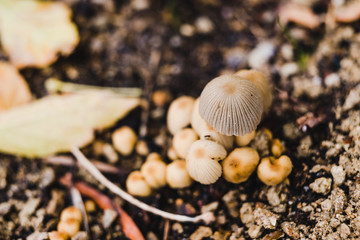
[0,61,32,111]
[0,0,79,68]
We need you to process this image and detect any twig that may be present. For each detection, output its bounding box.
[70,186,90,234]
[163,219,169,240]
[71,147,215,224]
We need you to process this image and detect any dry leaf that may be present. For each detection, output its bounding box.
[0,61,32,111]
[0,0,79,68]
[0,90,140,157]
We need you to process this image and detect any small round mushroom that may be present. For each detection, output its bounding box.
[60,206,82,223]
[166,160,193,188]
[191,98,234,150]
[145,152,162,162]
[126,171,152,197]
[167,96,195,134]
[222,147,260,183]
[140,155,167,188]
[234,69,273,113]
[271,138,285,157]
[57,218,80,238]
[112,126,137,156]
[257,155,293,186]
[48,231,67,240]
[136,140,149,156]
[186,140,227,184]
[235,130,256,146]
[199,75,263,136]
[172,128,199,159]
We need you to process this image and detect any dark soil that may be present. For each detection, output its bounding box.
[1,0,360,239]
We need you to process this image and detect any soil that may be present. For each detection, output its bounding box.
[1,0,360,239]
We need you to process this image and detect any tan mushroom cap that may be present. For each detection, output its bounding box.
[126,171,152,197]
[172,128,199,159]
[140,157,167,188]
[167,96,195,135]
[222,147,260,183]
[234,69,272,114]
[166,160,193,188]
[186,140,227,184]
[257,155,293,186]
[199,75,263,136]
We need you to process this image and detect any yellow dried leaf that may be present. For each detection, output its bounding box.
[0,90,140,157]
[0,0,79,68]
[0,61,32,111]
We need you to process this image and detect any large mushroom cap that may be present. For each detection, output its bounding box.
[199,75,263,136]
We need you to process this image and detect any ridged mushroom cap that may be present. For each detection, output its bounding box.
[191,98,234,150]
[199,75,263,136]
[186,140,227,184]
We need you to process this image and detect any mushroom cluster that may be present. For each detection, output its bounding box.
[124,69,292,198]
[163,70,292,186]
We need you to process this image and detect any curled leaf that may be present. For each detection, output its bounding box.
[0,90,140,157]
[0,61,32,111]
[0,0,79,68]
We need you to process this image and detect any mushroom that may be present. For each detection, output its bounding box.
[199,74,263,136]
[234,69,273,114]
[186,140,227,184]
[191,98,234,150]
[166,160,193,188]
[60,206,82,223]
[167,96,195,134]
[57,218,80,238]
[141,153,167,188]
[126,171,152,197]
[271,138,285,157]
[172,128,199,159]
[222,147,260,183]
[112,126,137,156]
[235,130,256,146]
[257,155,293,186]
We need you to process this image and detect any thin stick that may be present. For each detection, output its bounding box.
[71,147,215,224]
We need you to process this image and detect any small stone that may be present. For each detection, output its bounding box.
[325,73,341,88]
[20,198,41,226]
[240,203,254,226]
[102,143,118,163]
[71,231,89,240]
[247,224,262,239]
[131,0,149,10]
[279,62,299,79]
[190,226,212,240]
[248,41,275,69]
[343,84,360,111]
[310,177,332,195]
[180,24,195,37]
[281,221,300,239]
[102,209,118,229]
[26,231,48,240]
[194,16,214,34]
[172,222,183,234]
[201,201,219,213]
[253,207,279,229]
[146,232,158,240]
[0,202,12,215]
[267,186,281,206]
[331,165,346,186]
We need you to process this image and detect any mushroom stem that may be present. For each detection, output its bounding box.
[71,147,215,224]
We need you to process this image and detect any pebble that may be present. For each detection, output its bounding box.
[40,167,55,188]
[172,222,183,234]
[266,186,281,206]
[279,62,299,79]
[253,207,279,229]
[240,203,254,226]
[310,177,332,195]
[281,221,300,239]
[247,224,262,239]
[342,84,360,111]
[131,0,149,10]
[330,165,346,186]
[194,16,214,34]
[71,231,89,240]
[0,202,11,215]
[26,231,48,240]
[102,143,119,163]
[102,209,118,229]
[201,201,219,213]
[248,41,275,69]
[325,73,341,88]
[222,190,240,218]
[20,198,40,226]
[46,190,64,215]
[190,226,212,240]
[180,24,196,37]
[224,47,247,69]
